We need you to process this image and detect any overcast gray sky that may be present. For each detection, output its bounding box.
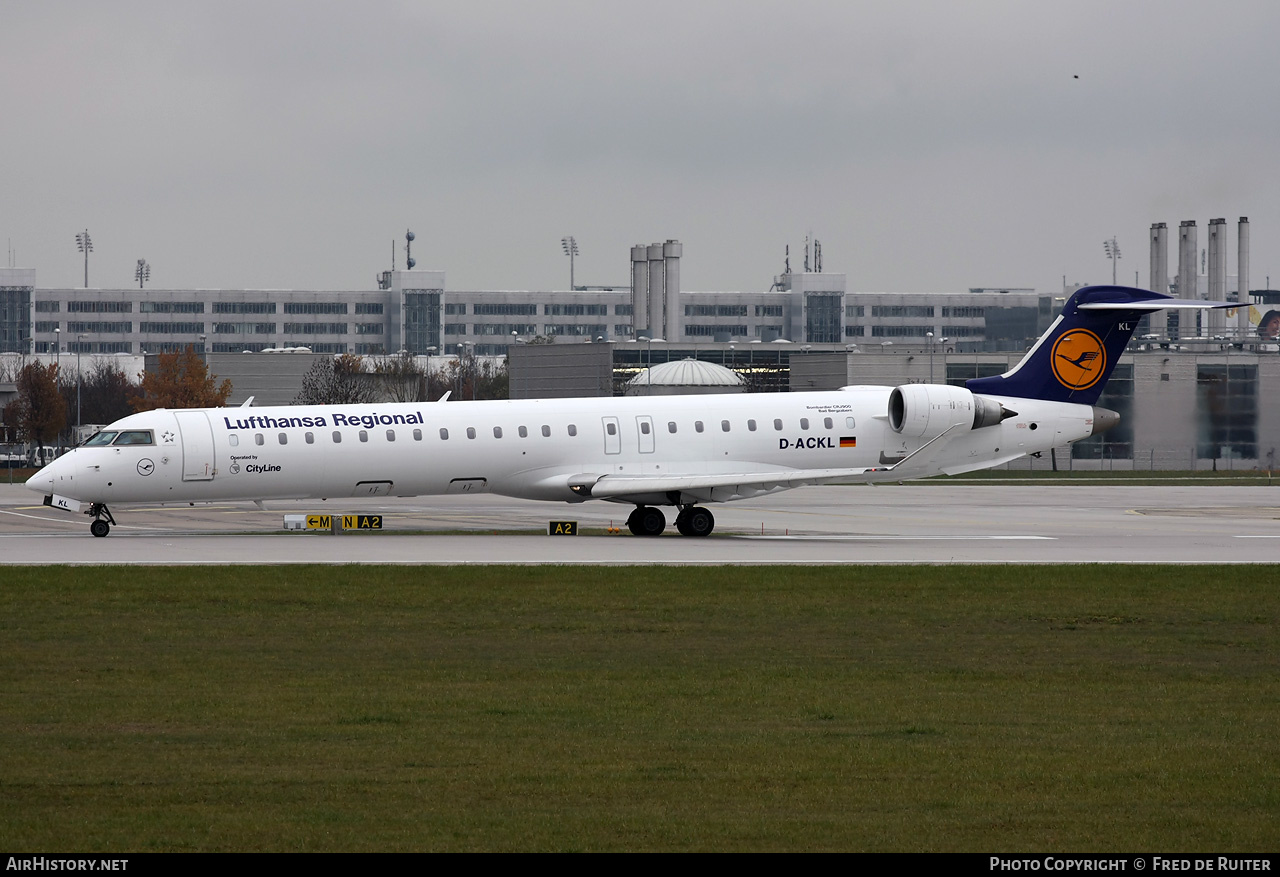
[5,1,1279,296]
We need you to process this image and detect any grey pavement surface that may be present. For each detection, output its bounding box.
[0,481,1277,565]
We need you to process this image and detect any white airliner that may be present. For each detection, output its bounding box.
[28,286,1229,537]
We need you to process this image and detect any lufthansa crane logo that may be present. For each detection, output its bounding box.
[1050,328,1107,391]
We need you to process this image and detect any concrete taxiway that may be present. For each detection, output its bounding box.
[1,481,1277,564]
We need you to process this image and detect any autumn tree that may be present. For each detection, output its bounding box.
[294,353,376,405]
[133,347,233,411]
[12,361,66,463]
[370,353,427,403]
[431,354,509,401]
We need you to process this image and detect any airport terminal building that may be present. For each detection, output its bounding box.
[2,239,1054,358]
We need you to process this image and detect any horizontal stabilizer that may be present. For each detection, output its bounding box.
[1077,300,1235,311]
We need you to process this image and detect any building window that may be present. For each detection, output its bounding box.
[284,302,347,315]
[214,302,275,314]
[805,293,841,343]
[1195,364,1257,461]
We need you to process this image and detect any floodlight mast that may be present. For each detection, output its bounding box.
[561,236,578,290]
[75,230,93,288]
[1103,237,1122,286]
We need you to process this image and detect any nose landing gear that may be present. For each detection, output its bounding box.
[86,503,116,538]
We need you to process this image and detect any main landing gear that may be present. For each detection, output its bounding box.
[87,503,116,538]
[626,505,715,537]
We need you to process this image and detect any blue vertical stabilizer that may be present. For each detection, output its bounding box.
[966,286,1171,405]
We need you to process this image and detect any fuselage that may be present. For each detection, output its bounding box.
[28,387,1097,509]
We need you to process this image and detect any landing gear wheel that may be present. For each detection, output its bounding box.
[679,506,714,537]
[628,506,666,536]
[85,502,116,538]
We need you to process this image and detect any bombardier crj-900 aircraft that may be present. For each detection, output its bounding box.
[31,286,1229,537]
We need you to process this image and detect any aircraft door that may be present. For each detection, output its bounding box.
[173,410,217,481]
[636,415,655,454]
[602,417,621,455]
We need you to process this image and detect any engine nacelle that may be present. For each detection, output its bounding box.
[888,385,1009,438]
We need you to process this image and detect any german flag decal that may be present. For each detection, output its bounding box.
[840,436,856,448]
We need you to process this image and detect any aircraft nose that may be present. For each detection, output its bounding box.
[26,456,68,496]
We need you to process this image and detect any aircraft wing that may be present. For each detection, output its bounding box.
[579,465,886,499]
[570,423,965,502]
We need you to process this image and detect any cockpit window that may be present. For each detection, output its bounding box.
[83,431,118,447]
[113,430,155,446]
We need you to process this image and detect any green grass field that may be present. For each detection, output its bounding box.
[2,565,1276,852]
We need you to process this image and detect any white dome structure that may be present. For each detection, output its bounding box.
[625,358,745,395]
